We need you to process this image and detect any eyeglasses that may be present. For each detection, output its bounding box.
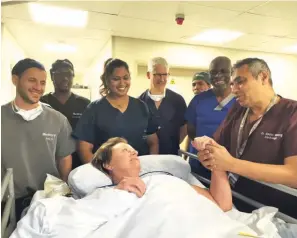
[153,73,170,78]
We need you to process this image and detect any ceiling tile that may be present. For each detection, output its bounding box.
[225,13,296,37]
[119,2,180,23]
[89,13,168,38]
[2,1,297,74]
[186,1,268,12]
[222,34,275,48]
[180,2,241,28]
[249,1,297,21]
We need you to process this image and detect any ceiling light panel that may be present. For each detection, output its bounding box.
[191,29,244,44]
[29,3,88,28]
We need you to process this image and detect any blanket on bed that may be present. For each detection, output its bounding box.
[10,174,264,238]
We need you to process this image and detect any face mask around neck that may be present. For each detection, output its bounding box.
[12,101,43,121]
[147,90,166,102]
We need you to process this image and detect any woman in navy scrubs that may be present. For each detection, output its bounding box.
[73,59,159,163]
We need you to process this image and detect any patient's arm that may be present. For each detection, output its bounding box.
[191,171,232,212]
[57,155,72,182]
[190,185,216,204]
[209,171,232,211]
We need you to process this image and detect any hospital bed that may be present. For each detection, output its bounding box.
[178,150,297,224]
[1,168,16,238]
[2,151,297,237]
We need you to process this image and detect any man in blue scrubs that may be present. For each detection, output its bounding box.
[185,56,235,179]
[139,57,187,155]
[192,72,211,95]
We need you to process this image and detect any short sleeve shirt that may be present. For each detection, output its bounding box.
[73,97,157,156]
[40,93,90,129]
[185,90,235,153]
[1,103,75,198]
[139,89,187,155]
[214,97,297,217]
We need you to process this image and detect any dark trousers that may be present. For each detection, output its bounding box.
[15,196,33,221]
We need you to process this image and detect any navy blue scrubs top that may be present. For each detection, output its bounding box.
[139,89,187,155]
[73,97,157,156]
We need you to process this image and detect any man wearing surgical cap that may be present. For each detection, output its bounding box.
[41,59,90,168]
[192,72,211,95]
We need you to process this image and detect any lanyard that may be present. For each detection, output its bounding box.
[236,95,277,158]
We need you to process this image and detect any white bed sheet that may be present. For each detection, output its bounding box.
[11,174,280,238]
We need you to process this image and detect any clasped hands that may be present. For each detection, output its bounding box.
[192,136,236,172]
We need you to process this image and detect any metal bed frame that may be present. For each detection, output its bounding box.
[1,168,16,238]
[1,155,296,238]
[178,150,297,224]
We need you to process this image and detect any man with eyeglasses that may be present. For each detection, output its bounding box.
[41,59,90,168]
[139,57,187,155]
[196,58,297,218]
[185,56,235,179]
[192,72,211,95]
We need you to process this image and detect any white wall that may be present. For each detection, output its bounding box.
[113,37,297,103]
[1,24,26,105]
[83,37,113,101]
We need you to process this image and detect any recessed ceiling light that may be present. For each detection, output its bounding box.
[44,43,77,53]
[190,29,244,44]
[283,44,297,53]
[29,3,88,28]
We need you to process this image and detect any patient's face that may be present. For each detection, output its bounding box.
[106,143,140,179]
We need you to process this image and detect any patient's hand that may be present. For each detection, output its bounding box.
[116,177,146,198]
[191,136,216,151]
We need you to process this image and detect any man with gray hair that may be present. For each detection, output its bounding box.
[197,57,297,218]
[139,57,187,155]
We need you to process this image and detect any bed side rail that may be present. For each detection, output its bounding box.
[1,168,16,238]
[178,150,297,224]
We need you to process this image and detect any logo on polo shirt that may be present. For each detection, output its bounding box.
[261,132,283,140]
[42,133,57,141]
[72,112,83,119]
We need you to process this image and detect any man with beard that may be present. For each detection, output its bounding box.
[1,58,75,221]
[185,56,235,179]
[139,57,187,155]
[41,59,90,168]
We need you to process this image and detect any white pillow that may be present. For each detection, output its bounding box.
[68,154,193,198]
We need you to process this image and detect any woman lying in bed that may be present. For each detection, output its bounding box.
[11,138,258,238]
[92,137,232,212]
